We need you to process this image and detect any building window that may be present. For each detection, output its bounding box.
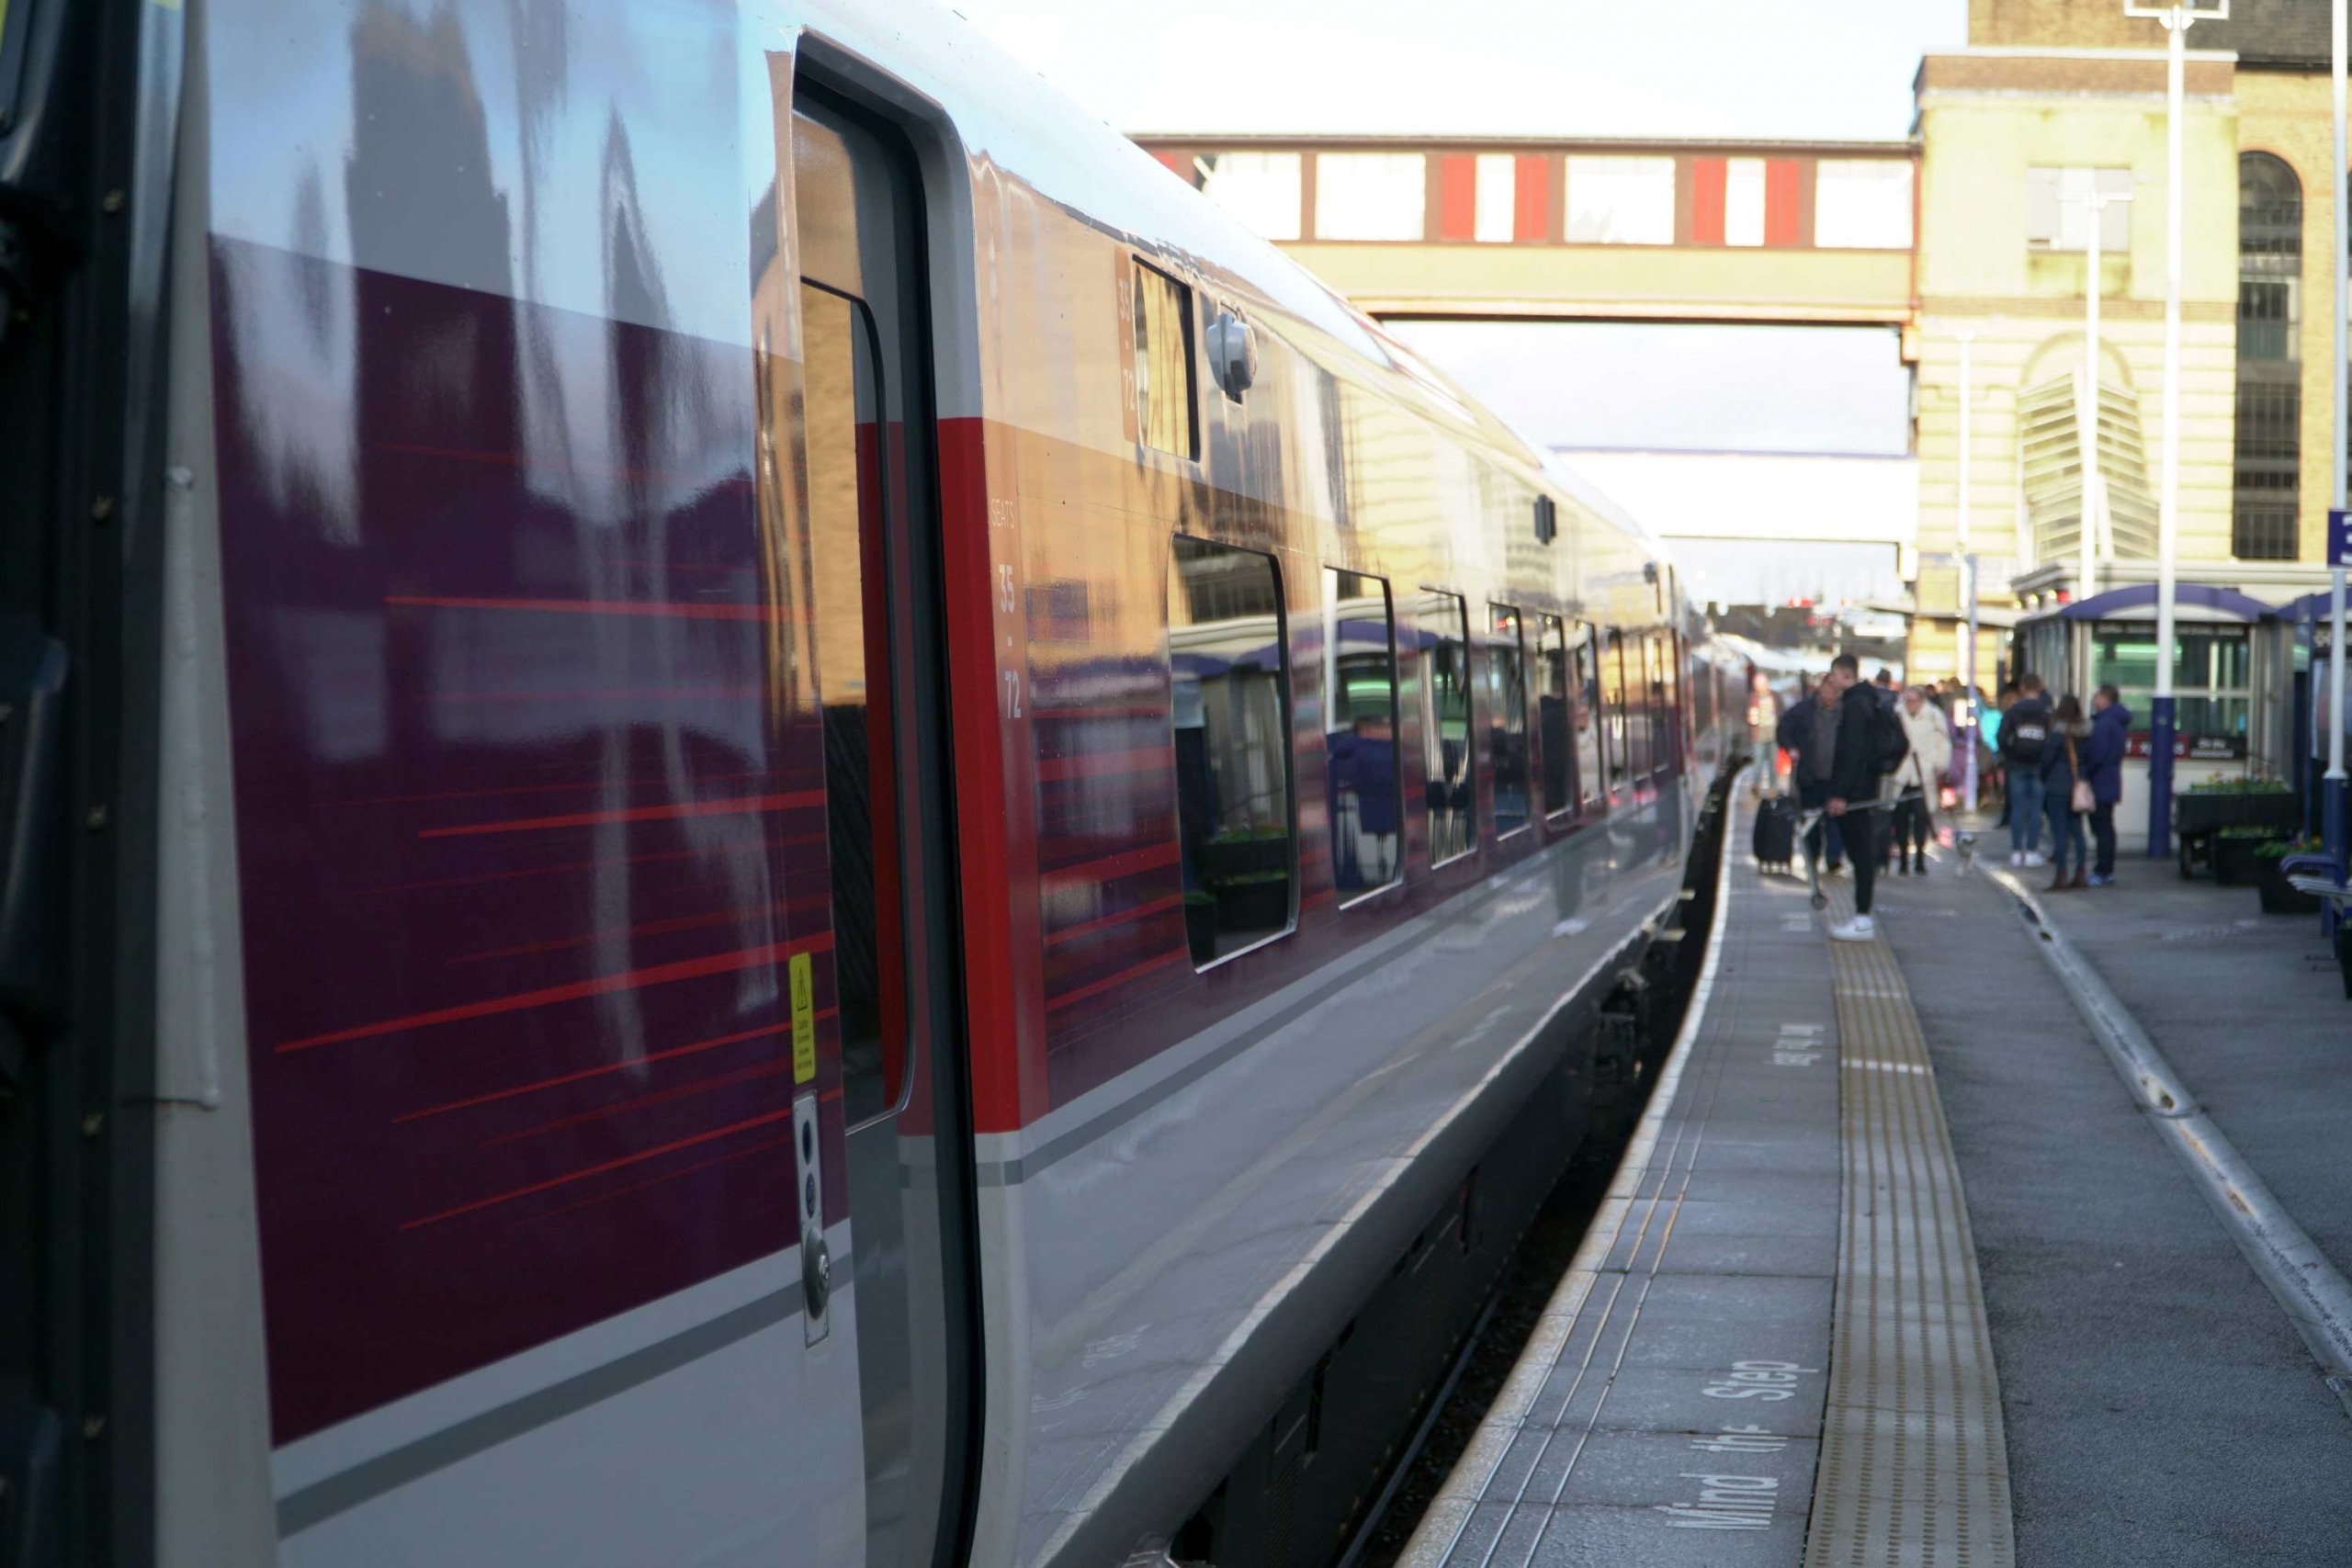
[2025,167,2132,253]
[1437,153,1521,243]
[1487,605,1532,835]
[2235,152,2301,561]
[1564,155,1674,244]
[1197,152,1302,242]
[1321,569,1401,899]
[1416,591,1476,863]
[1724,157,1767,247]
[1315,152,1426,241]
[1168,536,1295,966]
[1131,259,1195,459]
[1815,160,1914,249]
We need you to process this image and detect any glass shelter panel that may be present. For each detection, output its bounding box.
[2088,625,2253,752]
[1322,570,1402,898]
[1417,592,1476,863]
[1169,537,1295,965]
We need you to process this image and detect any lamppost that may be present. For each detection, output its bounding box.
[1955,326,1984,813]
[2125,0,2225,854]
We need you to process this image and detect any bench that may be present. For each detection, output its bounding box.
[2281,852,2352,998]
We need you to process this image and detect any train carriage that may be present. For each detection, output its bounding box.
[0,2,1745,1565]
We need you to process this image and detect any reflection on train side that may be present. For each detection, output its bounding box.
[1168,536,1296,966]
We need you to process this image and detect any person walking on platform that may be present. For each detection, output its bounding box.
[2000,674,2052,866]
[2084,684,2131,886]
[2040,694,2092,891]
[1779,653,1903,942]
[1746,669,1781,795]
[1892,685,1951,874]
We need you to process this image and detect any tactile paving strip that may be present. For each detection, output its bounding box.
[1804,884,2015,1568]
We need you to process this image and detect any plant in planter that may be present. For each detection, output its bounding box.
[2254,835,2324,915]
[2211,825,2285,886]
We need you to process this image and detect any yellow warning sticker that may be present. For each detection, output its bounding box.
[789,952,816,1084]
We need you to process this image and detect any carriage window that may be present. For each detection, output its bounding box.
[1487,605,1531,836]
[1322,570,1402,898]
[1133,260,1197,459]
[1633,634,1658,778]
[1536,615,1572,818]
[1601,630,1633,793]
[1417,591,1476,864]
[1572,623,1607,807]
[1169,536,1294,965]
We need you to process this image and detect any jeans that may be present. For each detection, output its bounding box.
[2009,770,2046,855]
[2044,790,2087,877]
[2090,802,2117,876]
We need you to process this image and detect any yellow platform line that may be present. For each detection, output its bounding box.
[1804,886,2016,1568]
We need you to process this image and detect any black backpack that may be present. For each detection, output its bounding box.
[2006,705,2048,766]
[1871,694,1909,774]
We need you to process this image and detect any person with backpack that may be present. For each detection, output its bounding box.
[2000,673,2053,867]
[2040,693,2093,891]
[1777,652,1906,942]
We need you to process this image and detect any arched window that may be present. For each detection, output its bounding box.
[2235,152,2301,560]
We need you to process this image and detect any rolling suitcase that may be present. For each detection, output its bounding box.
[1752,793,1797,873]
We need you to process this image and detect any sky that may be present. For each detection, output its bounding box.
[952,0,1967,142]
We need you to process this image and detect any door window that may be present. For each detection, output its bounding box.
[1322,569,1402,897]
[1418,592,1476,863]
[1487,605,1531,835]
[1169,536,1295,964]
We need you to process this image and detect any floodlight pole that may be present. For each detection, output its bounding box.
[2126,0,2223,854]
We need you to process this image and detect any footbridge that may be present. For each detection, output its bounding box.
[1134,135,1918,325]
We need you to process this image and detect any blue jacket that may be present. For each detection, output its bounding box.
[2084,701,2131,804]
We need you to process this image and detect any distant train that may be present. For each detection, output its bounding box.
[0,2,1745,1565]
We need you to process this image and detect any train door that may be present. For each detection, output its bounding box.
[786,85,980,1568]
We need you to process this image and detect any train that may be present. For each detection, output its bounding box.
[0,0,1747,1565]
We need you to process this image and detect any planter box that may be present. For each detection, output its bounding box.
[2256,861,2323,915]
[2212,835,2278,886]
[2175,792,2300,837]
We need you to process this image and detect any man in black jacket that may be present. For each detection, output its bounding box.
[1774,653,1891,942]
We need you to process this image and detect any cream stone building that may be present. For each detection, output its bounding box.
[1913,1,2344,733]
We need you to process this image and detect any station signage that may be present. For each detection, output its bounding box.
[2123,732,2247,761]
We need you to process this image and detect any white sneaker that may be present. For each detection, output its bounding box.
[2009,851,2023,867]
[2021,852,2047,868]
[1828,914,1877,942]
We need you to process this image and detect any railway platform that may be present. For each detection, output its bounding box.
[1395,791,2352,1568]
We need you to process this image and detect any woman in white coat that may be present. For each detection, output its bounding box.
[1891,684,1954,875]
